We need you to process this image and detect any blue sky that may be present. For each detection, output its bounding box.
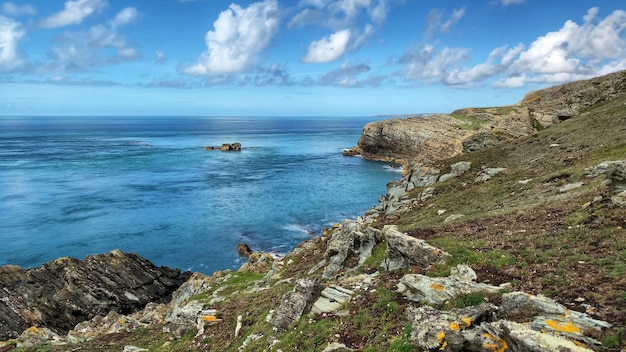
[0,0,625,116]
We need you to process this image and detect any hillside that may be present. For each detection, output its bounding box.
[3,70,626,351]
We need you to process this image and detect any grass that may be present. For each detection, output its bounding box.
[450,113,483,130]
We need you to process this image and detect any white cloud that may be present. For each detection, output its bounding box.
[0,15,25,71]
[44,8,141,72]
[318,61,370,85]
[110,7,137,28]
[500,0,525,6]
[2,2,36,16]
[400,45,469,82]
[508,7,626,83]
[445,44,524,85]
[40,0,107,29]
[185,0,280,76]
[302,29,351,63]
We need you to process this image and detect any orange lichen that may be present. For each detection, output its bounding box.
[26,326,40,333]
[437,330,446,343]
[449,322,460,331]
[201,315,219,322]
[462,317,472,327]
[545,320,581,334]
[483,333,508,352]
[439,341,448,350]
[430,283,445,291]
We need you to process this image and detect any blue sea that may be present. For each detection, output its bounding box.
[0,116,400,274]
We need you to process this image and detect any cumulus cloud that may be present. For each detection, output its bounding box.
[302,29,351,63]
[40,0,107,29]
[2,2,36,16]
[400,7,626,89]
[184,0,280,76]
[0,15,25,71]
[498,7,626,87]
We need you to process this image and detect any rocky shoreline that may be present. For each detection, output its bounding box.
[2,70,625,351]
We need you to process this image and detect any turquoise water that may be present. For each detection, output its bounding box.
[0,116,400,274]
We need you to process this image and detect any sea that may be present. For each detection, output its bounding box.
[0,116,401,274]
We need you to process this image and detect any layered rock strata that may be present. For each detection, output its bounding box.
[0,250,191,340]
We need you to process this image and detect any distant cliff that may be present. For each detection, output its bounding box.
[346,70,626,166]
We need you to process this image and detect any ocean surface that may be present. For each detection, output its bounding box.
[0,116,400,274]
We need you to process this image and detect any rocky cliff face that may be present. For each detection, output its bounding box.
[0,250,191,341]
[522,70,626,127]
[347,70,626,166]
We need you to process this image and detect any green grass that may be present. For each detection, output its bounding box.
[450,113,483,130]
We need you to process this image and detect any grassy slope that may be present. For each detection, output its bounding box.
[13,96,626,351]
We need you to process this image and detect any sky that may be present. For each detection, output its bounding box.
[0,0,625,116]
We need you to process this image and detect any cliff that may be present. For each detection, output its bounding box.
[3,70,626,351]
[346,70,626,166]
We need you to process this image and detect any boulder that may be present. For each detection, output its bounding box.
[269,279,319,331]
[322,219,381,279]
[439,161,471,182]
[397,272,501,305]
[237,243,253,257]
[382,225,450,271]
[407,304,497,351]
[475,167,507,182]
[238,252,274,274]
[0,250,191,341]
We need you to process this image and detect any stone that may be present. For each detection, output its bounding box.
[16,326,63,348]
[322,342,355,352]
[123,346,149,352]
[559,181,584,192]
[475,167,507,182]
[310,285,354,315]
[382,225,450,271]
[439,161,471,182]
[406,304,497,351]
[499,292,611,336]
[612,190,626,207]
[449,264,477,282]
[491,320,592,352]
[444,214,464,223]
[322,219,381,279]
[238,252,274,274]
[397,274,501,305]
[0,250,191,341]
[269,279,319,331]
[237,243,253,257]
[164,301,204,338]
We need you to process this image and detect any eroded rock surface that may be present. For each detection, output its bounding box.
[0,250,191,340]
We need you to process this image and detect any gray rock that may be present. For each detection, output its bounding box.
[397,274,501,305]
[444,214,464,223]
[407,304,497,351]
[382,225,450,271]
[475,167,507,182]
[310,285,354,315]
[270,279,319,331]
[322,219,381,279]
[612,190,626,207]
[322,342,355,352]
[439,161,471,182]
[449,264,478,282]
[0,250,191,341]
[559,181,584,192]
[407,164,441,188]
[492,320,592,352]
[499,291,611,344]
